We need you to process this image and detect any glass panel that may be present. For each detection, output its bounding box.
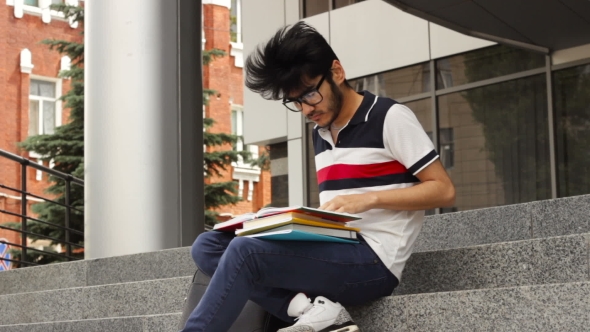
[39,81,56,98]
[333,0,364,9]
[29,100,40,136]
[350,62,430,99]
[438,75,550,211]
[43,101,56,135]
[304,0,329,18]
[24,0,39,6]
[30,80,40,96]
[231,110,237,134]
[51,0,63,4]
[230,0,238,43]
[436,45,545,89]
[554,64,590,198]
[231,110,238,151]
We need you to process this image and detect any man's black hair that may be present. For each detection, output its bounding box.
[244,22,340,100]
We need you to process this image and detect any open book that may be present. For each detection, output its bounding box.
[213,206,361,232]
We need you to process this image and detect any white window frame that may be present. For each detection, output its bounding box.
[29,76,62,138]
[229,0,244,67]
[28,76,62,180]
[230,0,242,44]
[230,104,260,201]
[8,0,79,27]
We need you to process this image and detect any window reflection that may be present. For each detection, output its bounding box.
[554,64,590,198]
[439,75,550,211]
[350,62,430,99]
[436,45,545,88]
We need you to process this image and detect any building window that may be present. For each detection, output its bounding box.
[231,106,258,162]
[435,45,545,88]
[349,62,431,99]
[29,79,59,137]
[303,0,329,17]
[438,75,550,211]
[231,105,260,201]
[333,0,364,9]
[302,0,364,18]
[24,0,63,6]
[554,64,590,198]
[439,128,455,170]
[426,128,454,170]
[230,0,242,43]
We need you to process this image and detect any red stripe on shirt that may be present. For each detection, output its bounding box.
[317,161,408,183]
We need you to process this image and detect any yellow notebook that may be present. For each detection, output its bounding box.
[236,216,360,237]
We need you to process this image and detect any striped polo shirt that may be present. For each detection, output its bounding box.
[313,91,439,280]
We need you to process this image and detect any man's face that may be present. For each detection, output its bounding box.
[286,74,343,128]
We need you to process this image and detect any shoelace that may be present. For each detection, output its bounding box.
[294,302,314,322]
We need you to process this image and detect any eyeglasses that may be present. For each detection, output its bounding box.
[282,74,326,112]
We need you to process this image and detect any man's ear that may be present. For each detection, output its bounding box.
[331,60,346,85]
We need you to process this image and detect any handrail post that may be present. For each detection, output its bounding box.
[65,179,72,258]
[21,162,28,267]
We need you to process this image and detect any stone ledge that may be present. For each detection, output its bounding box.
[397,233,590,296]
[350,281,590,332]
[416,194,590,252]
[0,313,181,332]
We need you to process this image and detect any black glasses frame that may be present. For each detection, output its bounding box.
[282,74,327,112]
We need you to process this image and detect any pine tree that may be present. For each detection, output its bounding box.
[202,49,251,226]
[10,5,262,265]
[9,4,85,265]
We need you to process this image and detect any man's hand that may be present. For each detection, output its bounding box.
[319,193,377,214]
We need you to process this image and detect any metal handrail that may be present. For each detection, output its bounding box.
[0,183,84,215]
[0,149,84,270]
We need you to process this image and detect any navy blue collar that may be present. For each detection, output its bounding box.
[349,91,377,125]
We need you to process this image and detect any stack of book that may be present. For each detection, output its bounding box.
[213,206,361,243]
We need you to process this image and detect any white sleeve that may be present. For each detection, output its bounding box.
[383,103,439,175]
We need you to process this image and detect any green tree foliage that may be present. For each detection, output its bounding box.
[202,49,251,226]
[9,4,84,265]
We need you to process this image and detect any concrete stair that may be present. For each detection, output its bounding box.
[0,195,588,331]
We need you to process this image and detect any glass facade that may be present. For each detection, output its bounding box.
[350,63,430,98]
[439,75,550,211]
[305,45,590,213]
[554,64,590,197]
[436,45,545,88]
[303,0,365,18]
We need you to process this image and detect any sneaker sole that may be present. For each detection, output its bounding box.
[321,325,360,332]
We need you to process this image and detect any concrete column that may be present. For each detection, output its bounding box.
[85,0,204,259]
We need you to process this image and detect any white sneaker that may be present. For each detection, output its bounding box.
[278,293,360,332]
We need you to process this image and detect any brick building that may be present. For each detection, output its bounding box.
[202,0,271,219]
[0,0,271,269]
[0,0,82,269]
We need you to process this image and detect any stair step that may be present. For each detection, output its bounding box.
[0,277,191,325]
[0,246,194,296]
[1,194,587,296]
[350,281,590,332]
[416,194,590,252]
[0,313,181,332]
[396,233,590,295]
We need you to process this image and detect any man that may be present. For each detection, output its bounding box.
[181,22,455,332]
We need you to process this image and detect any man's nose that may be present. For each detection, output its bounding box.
[301,103,315,115]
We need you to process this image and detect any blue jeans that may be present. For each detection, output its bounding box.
[181,231,398,332]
